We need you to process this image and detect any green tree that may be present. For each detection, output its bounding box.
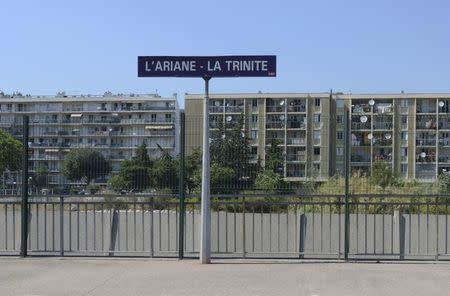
[370,161,395,189]
[210,114,252,189]
[193,163,236,193]
[133,142,153,167]
[210,115,251,170]
[152,145,179,190]
[109,143,153,192]
[436,172,450,194]
[62,149,111,184]
[0,129,22,176]
[265,139,284,174]
[185,148,202,193]
[31,166,48,190]
[255,169,282,191]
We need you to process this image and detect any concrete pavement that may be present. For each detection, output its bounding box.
[0,258,449,296]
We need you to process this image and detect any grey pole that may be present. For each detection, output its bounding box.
[20,115,29,257]
[200,76,211,264]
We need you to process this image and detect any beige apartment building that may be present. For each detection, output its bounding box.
[185,93,333,181]
[0,91,179,186]
[185,92,450,182]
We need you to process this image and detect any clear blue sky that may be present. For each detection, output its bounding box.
[1,0,449,107]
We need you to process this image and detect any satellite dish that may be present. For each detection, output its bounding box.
[221,134,226,139]
[241,132,245,138]
[367,133,373,140]
[384,133,392,140]
[215,101,220,107]
[420,152,426,158]
[439,101,445,108]
[369,99,375,106]
[280,115,285,121]
[279,100,285,106]
[360,115,368,123]
[226,116,232,122]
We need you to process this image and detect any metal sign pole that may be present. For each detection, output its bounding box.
[137,55,276,264]
[200,76,211,264]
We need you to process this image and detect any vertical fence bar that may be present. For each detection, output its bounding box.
[59,196,64,256]
[344,110,350,261]
[20,115,29,257]
[242,196,246,258]
[178,112,185,259]
[435,196,439,261]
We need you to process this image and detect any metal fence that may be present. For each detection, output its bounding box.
[0,112,450,261]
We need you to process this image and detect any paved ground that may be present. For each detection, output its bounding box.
[0,258,449,296]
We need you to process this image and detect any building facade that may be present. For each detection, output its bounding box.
[185,93,333,181]
[186,92,450,182]
[0,92,179,186]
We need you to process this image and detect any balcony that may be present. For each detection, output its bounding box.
[287,138,306,145]
[352,122,371,130]
[266,121,285,129]
[209,106,224,113]
[416,152,436,163]
[224,106,244,113]
[351,154,371,163]
[416,139,436,146]
[286,121,306,129]
[266,105,284,113]
[286,154,306,162]
[372,122,393,130]
[438,155,450,164]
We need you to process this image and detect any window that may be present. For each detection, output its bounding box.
[314,147,320,155]
[314,98,321,107]
[314,114,321,123]
[401,148,407,157]
[313,164,320,172]
[151,114,157,121]
[401,132,408,140]
[401,115,408,124]
[336,99,344,108]
[337,132,343,140]
[336,147,344,156]
[252,99,258,107]
[251,130,258,140]
[337,115,343,124]
[165,114,172,122]
[251,115,258,124]
[313,131,321,141]
[400,99,408,108]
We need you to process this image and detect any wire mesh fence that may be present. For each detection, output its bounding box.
[0,101,450,260]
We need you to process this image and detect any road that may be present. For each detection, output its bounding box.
[0,258,449,296]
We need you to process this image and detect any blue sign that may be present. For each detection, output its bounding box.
[138,56,276,78]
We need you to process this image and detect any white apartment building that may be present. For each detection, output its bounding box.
[0,91,180,186]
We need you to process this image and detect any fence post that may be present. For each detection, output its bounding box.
[20,115,29,257]
[59,196,64,256]
[242,195,246,259]
[435,196,439,261]
[299,214,306,258]
[344,110,350,261]
[178,112,186,260]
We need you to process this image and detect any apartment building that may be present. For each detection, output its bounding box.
[333,93,450,181]
[185,93,332,181]
[0,92,179,185]
[186,92,450,182]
